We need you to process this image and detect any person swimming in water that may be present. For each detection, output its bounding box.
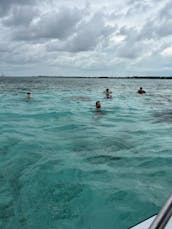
[137,87,146,94]
[26,92,32,99]
[96,101,101,111]
[104,88,112,99]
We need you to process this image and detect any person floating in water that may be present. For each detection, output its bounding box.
[26,92,32,99]
[96,101,101,111]
[104,88,112,99]
[137,87,146,94]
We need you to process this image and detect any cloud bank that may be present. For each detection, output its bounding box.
[0,0,172,76]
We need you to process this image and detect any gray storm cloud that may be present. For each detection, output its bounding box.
[46,11,115,52]
[10,7,84,41]
[0,0,37,17]
[3,5,38,27]
[0,0,172,76]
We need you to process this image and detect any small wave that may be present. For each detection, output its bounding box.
[152,109,172,123]
[86,155,123,164]
[65,96,92,101]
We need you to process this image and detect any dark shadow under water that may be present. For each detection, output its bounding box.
[86,155,123,164]
[152,109,172,123]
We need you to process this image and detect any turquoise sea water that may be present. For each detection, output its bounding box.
[0,77,172,229]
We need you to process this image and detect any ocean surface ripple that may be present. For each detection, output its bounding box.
[0,77,172,229]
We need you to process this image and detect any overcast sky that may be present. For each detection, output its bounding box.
[0,0,172,76]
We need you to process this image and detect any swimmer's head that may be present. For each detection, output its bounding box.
[96,101,101,109]
[26,92,32,99]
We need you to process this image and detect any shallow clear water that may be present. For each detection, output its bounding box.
[0,77,172,229]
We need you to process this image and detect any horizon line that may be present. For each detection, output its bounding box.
[1,75,172,79]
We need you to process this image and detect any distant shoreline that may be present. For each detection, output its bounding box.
[1,76,172,79]
[36,76,172,79]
